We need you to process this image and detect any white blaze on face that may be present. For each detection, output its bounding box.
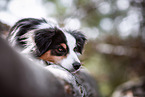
[60,32,80,72]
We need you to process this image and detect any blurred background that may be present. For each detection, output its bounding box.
[0,0,145,97]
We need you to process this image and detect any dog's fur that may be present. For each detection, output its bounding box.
[7,18,86,72]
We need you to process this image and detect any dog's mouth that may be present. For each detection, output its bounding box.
[44,61,54,65]
[58,64,81,73]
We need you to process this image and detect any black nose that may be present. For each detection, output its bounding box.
[73,62,81,70]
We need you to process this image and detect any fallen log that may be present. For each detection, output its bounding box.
[0,37,100,97]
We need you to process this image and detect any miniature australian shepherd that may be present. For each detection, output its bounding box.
[7,18,86,72]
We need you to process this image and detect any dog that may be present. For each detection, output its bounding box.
[7,18,86,72]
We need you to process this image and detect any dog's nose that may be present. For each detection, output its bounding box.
[73,62,81,70]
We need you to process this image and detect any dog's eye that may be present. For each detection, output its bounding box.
[57,46,65,52]
[74,45,82,54]
[74,47,78,52]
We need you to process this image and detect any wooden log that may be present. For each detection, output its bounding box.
[0,37,100,97]
[0,37,66,97]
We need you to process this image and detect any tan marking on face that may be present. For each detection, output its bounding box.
[61,43,67,49]
[39,50,67,64]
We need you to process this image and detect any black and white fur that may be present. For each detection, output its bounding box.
[7,18,86,72]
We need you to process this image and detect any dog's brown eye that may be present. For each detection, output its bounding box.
[74,47,78,52]
[57,46,65,52]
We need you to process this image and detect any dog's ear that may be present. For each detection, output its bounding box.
[7,18,48,48]
[9,18,47,36]
[70,31,87,54]
[34,28,55,57]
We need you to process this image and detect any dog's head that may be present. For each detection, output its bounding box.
[8,18,86,72]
